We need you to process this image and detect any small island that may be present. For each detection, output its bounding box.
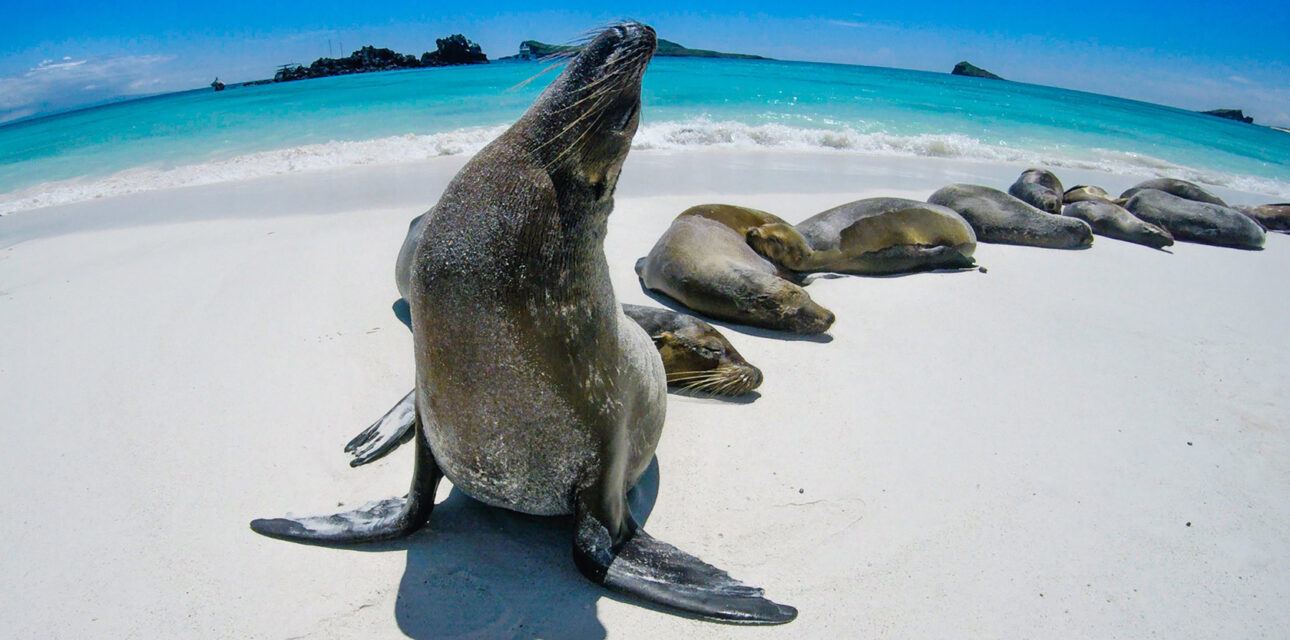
[273,34,487,82]
[1201,109,1254,124]
[504,38,766,60]
[952,61,1004,80]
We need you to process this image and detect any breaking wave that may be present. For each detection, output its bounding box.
[3,118,1288,215]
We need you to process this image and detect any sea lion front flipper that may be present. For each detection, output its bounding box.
[572,499,797,624]
[250,416,441,543]
[344,389,416,467]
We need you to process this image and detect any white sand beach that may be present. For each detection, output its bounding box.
[1,150,1287,638]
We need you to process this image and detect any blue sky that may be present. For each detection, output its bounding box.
[2,1,1288,125]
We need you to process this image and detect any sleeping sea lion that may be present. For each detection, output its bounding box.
[635,204,835,334]
[1007,168,1064,213]
[1123,189,1264,250]
[1119,178,1227,206]
[927,184,1093,249]
[1060,200,1174,249]
[1063,185,1114,205]
[1233,204,1290,232]
[744,198,977,275]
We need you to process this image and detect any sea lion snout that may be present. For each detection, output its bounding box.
[787,301,835,334]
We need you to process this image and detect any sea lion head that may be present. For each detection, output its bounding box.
[515,23,656,207]
[654,326,764,395]
[746,222,813,271]
[753,279,835,333]
[1034,190,1063,215]
[1136,220,1176,249]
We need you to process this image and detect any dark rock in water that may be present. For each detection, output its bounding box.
[952,61,1004,80]
[1201,109,1254,124]
[1123,189,1264,249]
[1119,178,1227,207]
[273,35,487,82]
[1061,200,1174,249]
[1233,204,1290,232]
[928,184,1092,249]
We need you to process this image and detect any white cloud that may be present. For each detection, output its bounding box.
[0,54,175,123]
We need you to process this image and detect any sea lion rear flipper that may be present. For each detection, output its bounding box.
[250,417,442,543]
[344,389,416,466]
[572,499,796,624]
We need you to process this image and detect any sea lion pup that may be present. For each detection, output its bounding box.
[1119,178,1228,206]
[1007,168,1064,213]
[1061,200,1174,249]
[1123,189,1265,250]
[635,204,835,334]
[1233,204,1290,232]
[251,23,796,624]
[344,304,764,466]
[1063,184,1115,205]
[927,184,1094,249]
[745,198,977,275]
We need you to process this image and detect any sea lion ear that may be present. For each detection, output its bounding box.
[651,330,674,346]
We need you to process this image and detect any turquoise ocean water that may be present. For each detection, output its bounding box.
[2,57,1288,213]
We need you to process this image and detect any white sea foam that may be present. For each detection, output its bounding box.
[3,118,1288,215]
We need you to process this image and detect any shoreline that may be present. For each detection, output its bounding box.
[4,132,1290,219]
[3,149,1281,249]
[1,148,1288,637]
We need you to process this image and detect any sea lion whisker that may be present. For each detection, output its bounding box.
[544,98,616,169]
[530,89,617,156]
[666,372,724,384]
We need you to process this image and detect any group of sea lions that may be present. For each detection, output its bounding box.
[637,198,981,333]
[248,22,1286,626]
[638,168,1284,334]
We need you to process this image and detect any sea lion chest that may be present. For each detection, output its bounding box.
[407,163,626,516]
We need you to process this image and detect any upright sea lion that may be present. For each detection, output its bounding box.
[745,198,977,275]
[1233,204,1290,232]
[1063,185,1114,205]
[636,204,835,334]
[927,184,1094,249]
[1123,189,1264,250]
[1060,200,1174,249]
[1120,178,1227,206]
[1007,168,1064,213]
[251,23,795,624]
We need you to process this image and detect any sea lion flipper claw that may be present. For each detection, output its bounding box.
[345,389,417,466]
[572,504,796,624]
[252,419,441,543]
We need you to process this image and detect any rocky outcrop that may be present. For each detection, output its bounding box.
[274,35,487,82]
[508,38,766,61]
[1201,109,1254,124]
[421,34,488,66]
[952,61,1003,80]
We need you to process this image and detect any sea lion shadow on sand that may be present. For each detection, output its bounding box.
[322,459,660,639]
[635,284,834,344]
